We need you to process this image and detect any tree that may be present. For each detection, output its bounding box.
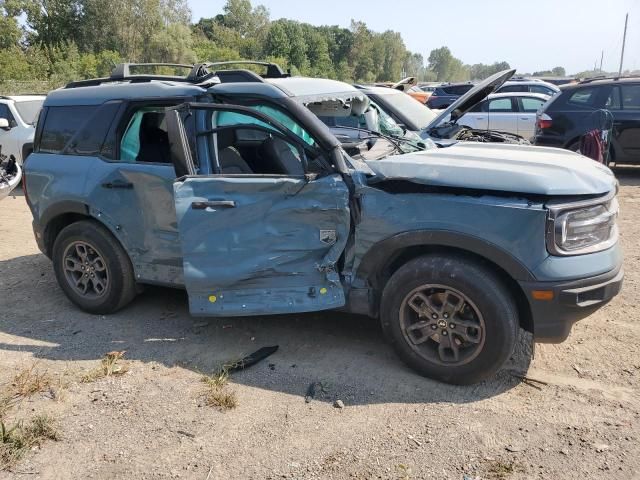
[552,66,566,77]
[428,46,469,82]
[349,20,375,82]
[0,0,24,49]
[469,61,511,80]
[264,21,289,58]
[23,0,83,48]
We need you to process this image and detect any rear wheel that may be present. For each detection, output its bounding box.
[380,254,518,385]
[52,220,137,314]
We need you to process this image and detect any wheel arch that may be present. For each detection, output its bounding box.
[354,231,535,333]
[41,201,125,260]
[21,143,33,164]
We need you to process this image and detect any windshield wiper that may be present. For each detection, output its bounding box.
[331,126,425,154]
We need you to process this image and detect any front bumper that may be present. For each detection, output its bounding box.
[519,266,624,343]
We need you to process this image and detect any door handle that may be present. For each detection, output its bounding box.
[101,181,133,189]
[520,117,530,120]
[191,200,236,209]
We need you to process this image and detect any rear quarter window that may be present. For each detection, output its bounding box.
[566,87,598,107]
[38,106,97,154]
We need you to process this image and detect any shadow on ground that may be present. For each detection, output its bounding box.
[0,250,534,405]
[4,166,638,405]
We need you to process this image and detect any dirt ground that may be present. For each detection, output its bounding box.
[0,168,639,480]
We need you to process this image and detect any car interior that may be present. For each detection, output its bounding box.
[213,127,305,175]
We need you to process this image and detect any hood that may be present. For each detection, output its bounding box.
[427,69,515,131]
[365,143,616,196]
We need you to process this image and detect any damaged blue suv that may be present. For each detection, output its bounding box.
[24,64,623,384]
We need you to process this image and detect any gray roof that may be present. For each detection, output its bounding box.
[44,81,208,107]
[267,77,367,103]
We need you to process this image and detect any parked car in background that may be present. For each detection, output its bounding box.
[426,82,475,109]
[357,69,530,144]
[418,82,440,93]
[0,95,45,165]
[534,76,640,165]
[496,79,560,96]
[375,77,431,104]
[457,92,550,140]
[25,62,622,385]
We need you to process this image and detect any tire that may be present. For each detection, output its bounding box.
[380,254,518,385]
[52,220,137,314]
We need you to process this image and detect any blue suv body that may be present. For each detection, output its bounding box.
[24,65,623,385]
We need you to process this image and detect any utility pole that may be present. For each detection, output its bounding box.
[600,50,603,71]
[619,13,628,76]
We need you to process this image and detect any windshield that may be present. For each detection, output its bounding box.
[14,100,44,125]
[378,92,437,130]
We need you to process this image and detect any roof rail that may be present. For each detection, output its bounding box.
[64,62,216,89]
[203,60,290,79]
[578,75,640,84]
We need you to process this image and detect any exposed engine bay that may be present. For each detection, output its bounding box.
[0,149,22,201]
[429,122,530,144]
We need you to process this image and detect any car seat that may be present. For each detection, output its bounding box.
[258,136,304,175]
[216,128,253,174]
[136,112,171,163]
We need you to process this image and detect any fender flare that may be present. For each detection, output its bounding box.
[21,143,34,164]
[40,201,91,256]
[354,229,536,289]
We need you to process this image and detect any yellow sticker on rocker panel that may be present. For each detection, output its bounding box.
[208,295,217,303]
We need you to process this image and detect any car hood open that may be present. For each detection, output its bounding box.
[365,142,616,196]
[426,69,515,131]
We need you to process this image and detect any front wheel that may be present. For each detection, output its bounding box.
[380,254,518,385]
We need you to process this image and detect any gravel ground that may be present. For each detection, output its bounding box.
[0,168,639,480]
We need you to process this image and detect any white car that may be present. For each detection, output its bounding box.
[0,95,46,165]
[496,79,560,96]
[457,92,550,141]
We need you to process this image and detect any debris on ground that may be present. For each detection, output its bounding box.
[305,382,321,403]
[505,445,525,453]
[511,373,548,390]
[333,399,344,409]
[80,351,128,383]
[224,346,279,374]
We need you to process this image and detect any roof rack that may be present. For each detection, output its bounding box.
[203,61,290,79]
[64,62,217,89]
[63,60,291,89]
[578,75,640,84]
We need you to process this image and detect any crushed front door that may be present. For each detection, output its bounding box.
[169,104,351,316]
[174,175,350,316]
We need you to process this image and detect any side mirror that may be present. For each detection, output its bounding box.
[0,118,10,130]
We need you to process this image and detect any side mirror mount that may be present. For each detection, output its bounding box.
[0,118,10,130]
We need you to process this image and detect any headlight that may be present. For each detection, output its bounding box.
[547,194,619,255]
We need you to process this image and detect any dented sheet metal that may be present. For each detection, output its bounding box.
[174,174,350,316]
[351,184,548,282]
[366,142,616,196]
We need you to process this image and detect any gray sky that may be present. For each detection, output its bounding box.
[188,0,640,74]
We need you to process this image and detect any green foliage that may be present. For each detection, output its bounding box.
[469,61,511,80]
[0,0,544,90]
[428,46,469,82]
